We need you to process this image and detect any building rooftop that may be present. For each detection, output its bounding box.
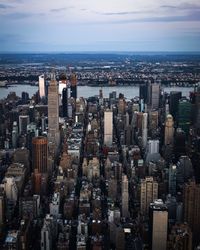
[5,230,19,244]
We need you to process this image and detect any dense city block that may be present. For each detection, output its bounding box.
[0,54,200,250]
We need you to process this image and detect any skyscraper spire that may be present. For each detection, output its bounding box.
[50,66,56,83]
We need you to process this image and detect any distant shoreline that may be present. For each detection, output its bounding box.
[1,82,196,88]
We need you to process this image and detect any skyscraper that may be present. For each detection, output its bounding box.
[118,98,126,114]
[21,92,29,104]
[178,98,191,135]
[0,188,5,231]
[62,87,68,118]
[48,74,60,155]
[19,115,30,135]
[140,177,158,214]
[139,82,148,104]
[99,88,103,105]
[149,110,158,131]
[174,128,186,159]
[32,136,48,173]
[191,83,200,134]
[39,74,45,100]
[184,180,200,244]
[124,125,132,146]
[142,113,148,148]
[169,164,177,196]
[164,114,174,145]
[147,140,159,154]
[12,121,18,148]
[151,83,160,109]
[169,91,182,123]
[121,174,129,218]
[149,199,168,250]
[70,73,77,99]
[104,110,113,146]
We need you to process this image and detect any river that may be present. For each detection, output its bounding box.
[0,85,194,100]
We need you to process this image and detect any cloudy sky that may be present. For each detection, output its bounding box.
[0,0,200,52]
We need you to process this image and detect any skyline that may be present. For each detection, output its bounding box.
[0,0,200,52]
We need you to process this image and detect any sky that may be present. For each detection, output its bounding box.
[0,0,200,52]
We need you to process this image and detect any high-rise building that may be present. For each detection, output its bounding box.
[62,87,68,118]
[174,128,186,160]
[70,73,77,99]
[49,192,60,217]
[136,112,143,133]
[13,148,30,172]
[184,180,200,244]
[3,177,18,204]
[32,136,48,173]
[99,88,103,105]
[118,98,126,114]
[41,115,47,133]
[19,195,40,219]
[115,225,125,250]
[12,121,18,148]
[165,114,174,145]
[29,105,35,123]
[165,102,170,117]
[0,188,5,230]
[58,80,66,96]
[48,74,60,155]
[151,83,160,109]
[21,92,29,104]
[124,125,132,146]
[149,110,158,131]
[139,82,148,104]
[149,199,168,250]
[121,174,129,218]
[178,98,191,135]
[169,91,182,123]
[177,156,193,184]
[19,115,30,135]
[193,83,200,133]
[139,98,145,112]
[169,164,177,196]
[39,74,46,100]
[167,223,192,250]
[4,230,20,250]
[125,112,129,127]
[140,177,158,214]
[147,140,159,154]
[142,113,148,148]
[41,214,56,250]
[104,110,113,146]
[109,91,117,102]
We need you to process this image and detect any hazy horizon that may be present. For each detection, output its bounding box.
[1,48,200,54]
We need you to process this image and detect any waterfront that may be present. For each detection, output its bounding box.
[0,84,194,100]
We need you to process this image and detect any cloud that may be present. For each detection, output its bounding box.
[50,7,74,12]
[5,12,30,19]
[98,11,143,16]
[0,3,13,9]
[108,10,200,24]
[2,12,44,19]
[161,5,177,9]
[161,3,200,11]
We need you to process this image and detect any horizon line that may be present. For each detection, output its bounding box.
[0,50,200,55]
